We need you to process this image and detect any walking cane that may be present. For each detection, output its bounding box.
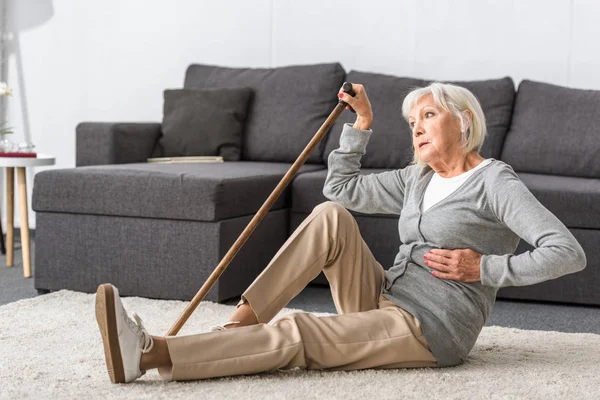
[166,82,357,336]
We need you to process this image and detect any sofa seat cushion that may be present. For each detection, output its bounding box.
[292,169,600,229]
[323,71,515,168]
[516,172,600,229]
[33,162,325,222]
[501,80,600,178]
[291,168,398,216]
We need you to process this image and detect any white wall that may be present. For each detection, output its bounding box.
[3,0,600,228]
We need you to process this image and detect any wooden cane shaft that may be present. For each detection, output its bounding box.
[167,102,347,336]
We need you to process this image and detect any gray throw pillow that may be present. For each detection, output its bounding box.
[184,63,345,163]
[155,87,253,160]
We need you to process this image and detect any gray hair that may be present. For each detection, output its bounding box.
[401,82,487,169]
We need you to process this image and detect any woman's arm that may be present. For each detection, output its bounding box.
[324,83,407,215]
[322,123,406,215]
[480,165,587,288]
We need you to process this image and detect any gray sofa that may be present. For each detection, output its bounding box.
[32,63,599,306]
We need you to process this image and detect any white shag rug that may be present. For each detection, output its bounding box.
[0,291,598,400]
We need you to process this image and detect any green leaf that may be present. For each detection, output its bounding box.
[0,122,14,134]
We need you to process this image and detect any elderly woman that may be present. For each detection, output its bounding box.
[95,82,587,384]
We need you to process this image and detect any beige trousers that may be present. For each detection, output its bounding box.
[159,201,437,381]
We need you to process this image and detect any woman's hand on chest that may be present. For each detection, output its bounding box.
[423,248,483,282]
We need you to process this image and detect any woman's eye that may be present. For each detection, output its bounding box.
[409,122,415,128]
[425,112,434,118]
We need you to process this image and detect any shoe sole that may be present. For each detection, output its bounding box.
[95,283,126,384]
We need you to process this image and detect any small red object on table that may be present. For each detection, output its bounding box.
[0,152,37,158]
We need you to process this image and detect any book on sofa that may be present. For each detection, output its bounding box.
[147,156,224,163]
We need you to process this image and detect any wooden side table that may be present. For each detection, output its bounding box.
[1,155,55,278]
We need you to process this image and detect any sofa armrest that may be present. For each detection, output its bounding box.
[76,122,162,166]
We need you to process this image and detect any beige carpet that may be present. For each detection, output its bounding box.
[0,290,598,399]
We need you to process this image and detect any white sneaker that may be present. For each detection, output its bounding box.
[95,284,154,383]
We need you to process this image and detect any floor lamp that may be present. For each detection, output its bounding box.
[0,0,53,255]
[0,0,7,254]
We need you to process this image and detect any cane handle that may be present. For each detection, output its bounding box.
[340,81,357,113]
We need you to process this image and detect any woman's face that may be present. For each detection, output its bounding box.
[408,94,463,164]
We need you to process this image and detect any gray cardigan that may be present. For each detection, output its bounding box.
[323,124,587,367]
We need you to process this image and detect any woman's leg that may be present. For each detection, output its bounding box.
[97,281,437,383]
[158,303,436,381]
[225,201,386,329]
[97,201,435,382]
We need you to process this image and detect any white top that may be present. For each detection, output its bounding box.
[0,154,55,167]
[421,159,493,213]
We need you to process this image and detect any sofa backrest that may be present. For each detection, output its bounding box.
[322,71,516,168]
[501,80,599,178]
[185,63,345,164]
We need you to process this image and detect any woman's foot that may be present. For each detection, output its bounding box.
[95,284,155,383]
[210,321,242,331]
[210,300,259,331]
[226,300,259,328]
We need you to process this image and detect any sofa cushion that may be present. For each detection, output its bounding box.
[291,168,600,229]
[184,63,345,164]
[516,172,600,229]
[154,87,253,160]
[501,80,600,178]
[33,162,325,222]
[323,71,515,168]
[291,168,396,216]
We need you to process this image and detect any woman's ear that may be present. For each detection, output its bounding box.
[460,110,473,133]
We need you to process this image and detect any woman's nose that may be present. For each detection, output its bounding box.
[412,121,424,137]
